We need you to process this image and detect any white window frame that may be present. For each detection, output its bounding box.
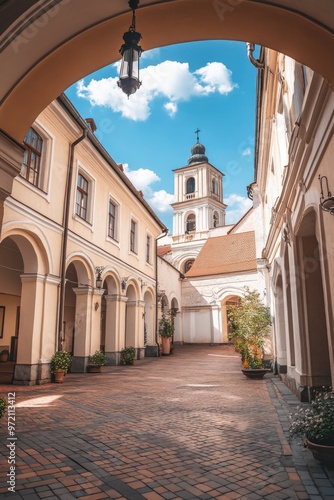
[129,216,139,255]
[107,196,120,245]
[146,231,153,266]
[74,163,95,227]
[18,121,54,200]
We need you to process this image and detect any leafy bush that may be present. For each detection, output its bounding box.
[88,350,106,366]
[120,346,136,365]
[158,314,174,338]
[0,396,7,420]
[50,350,71,374]
[290,388,334,445]
[227,288,271,369]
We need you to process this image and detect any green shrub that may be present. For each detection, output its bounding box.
[50,350,71,374]
[158,314,174,338]
[88,350,107,366]
[120,346,136,365]
[290,388,334,445]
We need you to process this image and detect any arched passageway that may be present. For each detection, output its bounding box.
[1,0,333,143]
[222,295,241,344]
[295,210,331,394]
[0,231,55,384]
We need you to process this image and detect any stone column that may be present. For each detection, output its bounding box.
[13,274,45,385]
[104,294,127,365]
[137,300,146,359]
[125,299,137,348]
[118,294,128,352]
[71,286,93,372]
[90,288,105,355]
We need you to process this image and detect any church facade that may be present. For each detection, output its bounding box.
[157,139,265,346]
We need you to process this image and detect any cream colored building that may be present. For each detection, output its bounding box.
[0,95,166,384]
[252,49,334,399]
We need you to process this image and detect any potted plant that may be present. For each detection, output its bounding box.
[158,314,174,355]
[0,349,9,363]
[290,388,334,465]
[227,288,271,379]
[87,350,107,373]
[50,350,71,383]
[120,346,136,365]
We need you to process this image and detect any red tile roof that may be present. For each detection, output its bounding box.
[185,231,256,277]
[157,245,172,257]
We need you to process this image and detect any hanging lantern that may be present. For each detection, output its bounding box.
[117,0,142,98]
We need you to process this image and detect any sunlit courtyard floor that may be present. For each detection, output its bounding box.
[0,345,333,499]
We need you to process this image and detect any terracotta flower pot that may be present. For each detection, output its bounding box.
[53,370,65,383]
[161,337,171,355]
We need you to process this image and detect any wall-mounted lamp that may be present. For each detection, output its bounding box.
[95,302,100,311]
[95,266,104,289]
[318,175,334,215]
[117,0,142,98]
[121,277,129,291]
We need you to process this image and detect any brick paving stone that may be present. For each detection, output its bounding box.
[1,345,334,500]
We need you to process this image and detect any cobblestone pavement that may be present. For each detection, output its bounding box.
[0,345,333,499]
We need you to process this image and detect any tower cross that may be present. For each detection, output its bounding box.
[195,128,201,143]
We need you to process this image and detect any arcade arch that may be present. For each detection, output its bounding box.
[0,231,56,383]
[295,209,331,391]
[0,1,333,144]
[221,295,241,344]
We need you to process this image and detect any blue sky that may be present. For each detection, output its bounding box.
[65,40,257,231]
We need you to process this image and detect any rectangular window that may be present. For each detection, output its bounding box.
[76,173,89,220]
[146,235,151,264]
[21,128,43,187]
[108,200,117,240]
[130,219,137,253]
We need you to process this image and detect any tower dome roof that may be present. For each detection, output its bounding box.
[188,141,208,165]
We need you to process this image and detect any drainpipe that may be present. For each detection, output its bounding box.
[58,129,87,351]
[155,229,168,355]
[246,42,264,70]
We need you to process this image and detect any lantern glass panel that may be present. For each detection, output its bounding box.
[120,48,131,78]
[132,50,139,78]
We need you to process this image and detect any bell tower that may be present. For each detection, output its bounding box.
[171,131,227,238]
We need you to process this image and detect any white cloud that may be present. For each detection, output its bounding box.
[141,48,161,60]
[241,147,252,156]
[77,60,236,121]
[148,190,174,213]
[123,164,160,191]
[195,62,237,94]
[225,194,252,224]
[122,164,173,215]
[164,102,178,117]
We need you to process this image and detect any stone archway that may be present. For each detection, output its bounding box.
[295,210,331,394]
[0,231,54,384]
[222,295,241,344]
[1,0,333,144]
[64,258,95,372]
[103,273,121,364]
